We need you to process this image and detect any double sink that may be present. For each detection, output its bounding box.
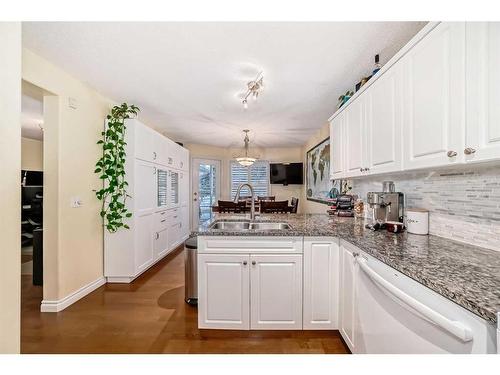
[209,220,291,231]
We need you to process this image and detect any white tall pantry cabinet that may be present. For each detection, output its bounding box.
[105,119,190,283]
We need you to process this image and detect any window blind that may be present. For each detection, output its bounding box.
[230,161,269,199]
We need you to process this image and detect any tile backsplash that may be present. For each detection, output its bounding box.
[351,164,500,251]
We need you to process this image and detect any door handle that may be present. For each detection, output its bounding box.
[252,261,256,266]
[153,152,157,160]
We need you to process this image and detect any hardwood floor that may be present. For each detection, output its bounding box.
[21,247,349,354]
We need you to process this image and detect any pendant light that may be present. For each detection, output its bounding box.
[236,130,257,167]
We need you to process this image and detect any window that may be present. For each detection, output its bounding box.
[230,161,269,199]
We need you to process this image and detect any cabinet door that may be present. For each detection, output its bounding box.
[250,254,302,330]
[134,121,156,163]
[303,240,339,329]
[465,22,500,163]
[366,64,403,174]
[167,221,181,250]
[344,97,367,177]
[153,227,169,259]
[153,135,168,166]
[330,112,345,179]
[198,254,250,330]
[134,160,157,216]
[339,242,358,352]
[403,22,466,170]
[135,213,154,273]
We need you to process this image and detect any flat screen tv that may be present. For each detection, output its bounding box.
[269,163,303,185]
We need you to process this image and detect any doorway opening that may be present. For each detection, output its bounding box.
[20,81,44,296]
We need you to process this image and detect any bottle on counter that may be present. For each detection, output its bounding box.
[373,54,381,75]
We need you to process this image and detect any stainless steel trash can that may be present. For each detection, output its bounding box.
[184,236,198,305]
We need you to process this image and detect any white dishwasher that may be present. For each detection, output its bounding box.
[353,250,497,354]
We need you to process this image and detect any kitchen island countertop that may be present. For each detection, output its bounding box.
[194,213,500,324]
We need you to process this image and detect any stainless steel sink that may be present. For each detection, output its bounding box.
[209,221,291,231]
[209,221,250,230]
[249,222,291,230]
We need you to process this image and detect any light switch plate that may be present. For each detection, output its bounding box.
[70,196,83,208]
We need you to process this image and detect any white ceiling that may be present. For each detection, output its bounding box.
[22,22,426,147]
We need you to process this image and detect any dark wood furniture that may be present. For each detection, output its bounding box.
[217,200,247,213]
[290,197,299,213]
[260,200,290,213]
[257,196,275,202]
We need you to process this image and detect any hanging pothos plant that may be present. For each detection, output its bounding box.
[95,103,140,233]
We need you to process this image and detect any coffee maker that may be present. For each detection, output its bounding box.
[366,181,404,229]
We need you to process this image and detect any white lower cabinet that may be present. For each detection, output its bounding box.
[198,237,342,331]
[250,254,303,330]
[339,241,358,351]
[303,239,339,329]
[135,213,154,274]
[198,254,250,329]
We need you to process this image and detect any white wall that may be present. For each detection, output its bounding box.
[21,137,43,171]
[0,22,21,354]
[22,48,114,302]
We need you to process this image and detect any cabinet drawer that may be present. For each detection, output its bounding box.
[167,208,181,224]
[154,211,169,231]
[198,236,303,254]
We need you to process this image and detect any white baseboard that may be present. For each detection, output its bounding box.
[40,276,106,313]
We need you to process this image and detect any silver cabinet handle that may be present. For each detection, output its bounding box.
[464,147,476,155]
[447,150,458,157]
[155,232,159,240]
[153,167,157,175]
[243,261,247,266]
[153,152,157,160]
[180,161,184,168]
[352,252,359,258]
[252,261,256,265]
[161,219,166,223]
[359,168,364,172]
[365,167,370,171]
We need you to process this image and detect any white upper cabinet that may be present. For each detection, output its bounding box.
[330,112,345,179]
[465,22,500,163]
[402,22,466,170]
[133,120,157,163]
[344,96,367,177]
[366,63,403,174]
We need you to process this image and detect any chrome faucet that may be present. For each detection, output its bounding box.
[233,183,257,220]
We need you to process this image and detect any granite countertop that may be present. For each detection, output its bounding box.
[194,213,500,324]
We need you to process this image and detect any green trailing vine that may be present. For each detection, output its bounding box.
[95,103,139,233]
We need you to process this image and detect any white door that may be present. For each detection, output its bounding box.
[366,63,403,174]
[402,22,466,170]
[134,160,156,216]
[330,112,345,179]
[465,22,500,163]
[303,239,339,329]
[192,159,221,229]
[135,213,154,273]
[250,254,302,330]
[198,254,250,330]
[344,97,367,177]
[340,242,358,351]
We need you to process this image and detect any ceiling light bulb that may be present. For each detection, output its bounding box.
[243,99,248,109]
